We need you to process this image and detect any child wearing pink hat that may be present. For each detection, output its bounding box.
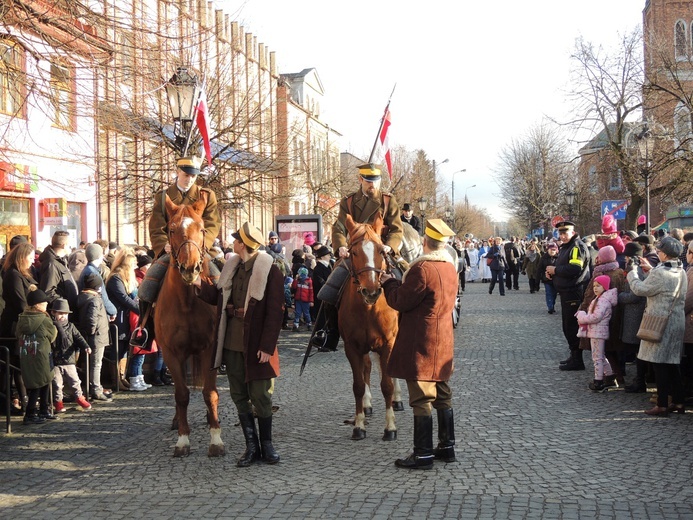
[575,275,619,392]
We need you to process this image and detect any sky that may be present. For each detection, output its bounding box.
[216,0,645,221]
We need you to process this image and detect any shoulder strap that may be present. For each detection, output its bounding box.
[346,195,354,215]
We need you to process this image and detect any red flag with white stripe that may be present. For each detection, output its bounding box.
[195,91,212,165]
[379,108,392,179]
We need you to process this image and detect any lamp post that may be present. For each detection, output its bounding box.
[635,126,655,235]
[417,197,428,235]
[444,206,453,226]
[165,67,202,155]
[451,169,466,210]
[465,184,476,211]
[565,191,576,221]
[432,158,448,212]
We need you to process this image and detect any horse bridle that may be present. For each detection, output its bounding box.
[347,228,389,290]
[170,230,207,274]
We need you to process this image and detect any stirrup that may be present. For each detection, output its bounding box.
[129,327,149,349]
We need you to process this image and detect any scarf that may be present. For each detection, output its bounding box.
[593,261,619,275]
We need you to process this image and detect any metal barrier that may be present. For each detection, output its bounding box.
[0,341,18,435]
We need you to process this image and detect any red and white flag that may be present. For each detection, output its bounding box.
[379,107,392,179]
[194,90,212,165]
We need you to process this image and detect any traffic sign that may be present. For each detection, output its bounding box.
[551,215,565,228]
[601,200,628,220]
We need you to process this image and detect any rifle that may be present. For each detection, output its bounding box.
[299,302,326,376]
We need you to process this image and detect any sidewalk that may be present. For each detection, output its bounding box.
[1,276,692,519]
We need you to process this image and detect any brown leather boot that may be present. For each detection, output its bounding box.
[118,358,130,389]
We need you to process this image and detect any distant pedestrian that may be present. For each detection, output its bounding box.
[291,266,313,331]
[539,242,559,313]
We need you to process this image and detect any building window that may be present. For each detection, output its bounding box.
[609,169,622,191]
[50,61,75,130]
[588,166,597,194]
[675,20,688,60]
[674,101,693,153]
[0,40,24,116]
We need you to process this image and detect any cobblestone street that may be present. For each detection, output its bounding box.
[2,277,693,519]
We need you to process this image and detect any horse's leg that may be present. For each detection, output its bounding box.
[392,378,405,411]
[362,354,373,417]
[379,356,397,441]
[346,347,368,440]
[168,355,191,457]
[201,347,225,457]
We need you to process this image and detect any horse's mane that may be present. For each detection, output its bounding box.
[348,221,382,248]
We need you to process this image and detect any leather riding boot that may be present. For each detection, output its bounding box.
[559,350,585,371]
[395,415,434,470]
[433,408,456,463]
[237,412,261,467]
[257,415,280,464]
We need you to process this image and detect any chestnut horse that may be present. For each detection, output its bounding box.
[340,214,399,441]
[154,195,224,457]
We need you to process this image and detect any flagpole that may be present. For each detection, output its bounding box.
[367,84,396,163]
[182,77,206,158]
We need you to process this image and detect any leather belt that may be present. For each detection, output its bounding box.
[226,305,245,319]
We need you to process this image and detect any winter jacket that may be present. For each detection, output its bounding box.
[291,275,314,303]
[684,266,693,344]
[312,261,332,303]
[16,310,57,389]
[521,248,542,279]
[77,290,111,350]
[618,268,648,346]
[553,234,592,296]
[596,235,625,254]
[52,318,90,366]
[576,288,618,340]
[628,260,688,364]
[78,263,117,317]
[106,274,139,339]
[488,245,505,271]
[383,249,458,381]
[38,246,79,312]
[0,266,36,337]
[538,253,557,284]
[578,266,627,351]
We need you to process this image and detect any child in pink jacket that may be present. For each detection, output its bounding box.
[576,275,619,392]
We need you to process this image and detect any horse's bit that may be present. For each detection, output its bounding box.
[170,230,207,274]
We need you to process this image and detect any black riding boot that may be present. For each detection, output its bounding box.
[433,408,456,463]
[395,415,434,470]
[559,349,585,371]
[257,415,280,464]
[237,412,261,467]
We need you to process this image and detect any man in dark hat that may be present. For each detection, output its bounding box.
[400,203,422,234]
[382,219,459,470]
[195,221,283,467]
[544,221,593,371]
[332,163,403,258]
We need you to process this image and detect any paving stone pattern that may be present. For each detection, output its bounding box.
[2,277,693,519]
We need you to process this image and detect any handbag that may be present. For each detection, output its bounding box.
[636,270,683,342]
[486,257,493,266]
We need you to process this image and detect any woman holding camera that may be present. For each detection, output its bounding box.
[627,236,688,416]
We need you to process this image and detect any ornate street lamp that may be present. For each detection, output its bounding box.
[417,196,428,235]
[565,191,576,220]
[165,67,202,155]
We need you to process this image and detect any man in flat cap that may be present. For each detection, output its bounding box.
[381,219,459,470]
[400,203,422,235]
[332,163,403,258]
[544,221,593,371]
[195,221,283,468]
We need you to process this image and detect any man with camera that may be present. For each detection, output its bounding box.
[545,221,592,371]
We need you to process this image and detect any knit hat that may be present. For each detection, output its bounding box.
[9,235,27,249]
[303,232,316,246]
[83,273,102,291]
[85,243,103,262]
[601,214,617,234]
[596,245,616,264]
[594,275,611,291]
[268,230,278,239]
[137,254,153,269]
[623,230,638,240]
[297,266,308,280]
[623,242,643,258]
[27,289,49,306]
[656,236,684,258]
[269,243,283,254]
[637,215,647,225]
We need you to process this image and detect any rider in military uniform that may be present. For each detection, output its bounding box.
[331,163,403,258]
[133,156,220,347]
[149,155,220,257]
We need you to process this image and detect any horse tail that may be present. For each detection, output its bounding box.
[187,352,205,388]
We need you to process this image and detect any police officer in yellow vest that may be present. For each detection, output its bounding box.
[149,155,220,257]
[331,163,403,258]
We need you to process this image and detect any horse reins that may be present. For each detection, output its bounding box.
[170,233,207,274]
[347,227,389,289]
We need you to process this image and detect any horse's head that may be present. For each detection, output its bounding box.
[165,194,207,285]
[345,213,387,306]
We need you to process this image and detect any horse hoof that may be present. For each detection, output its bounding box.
[351,427,367,440]
[382,429,397,441]
[364,407,373,417]
[208,444,226,457]
[173,446,190,458]
[392,401,405,412]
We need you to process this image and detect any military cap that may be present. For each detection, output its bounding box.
[424,218,455,242]
[176,155,203,176]
[357,163,382,181]
[232,222,264,251]
[554,220,576,231]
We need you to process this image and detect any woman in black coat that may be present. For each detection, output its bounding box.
[0,242,37,413]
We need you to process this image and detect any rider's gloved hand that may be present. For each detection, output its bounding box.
[382,245,391,255]
[338,246,349,258]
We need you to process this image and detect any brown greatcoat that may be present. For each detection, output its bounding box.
[196,252,283,381]
[383,249,458,381]
[331,189,403,254]
[149,183,220,257]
